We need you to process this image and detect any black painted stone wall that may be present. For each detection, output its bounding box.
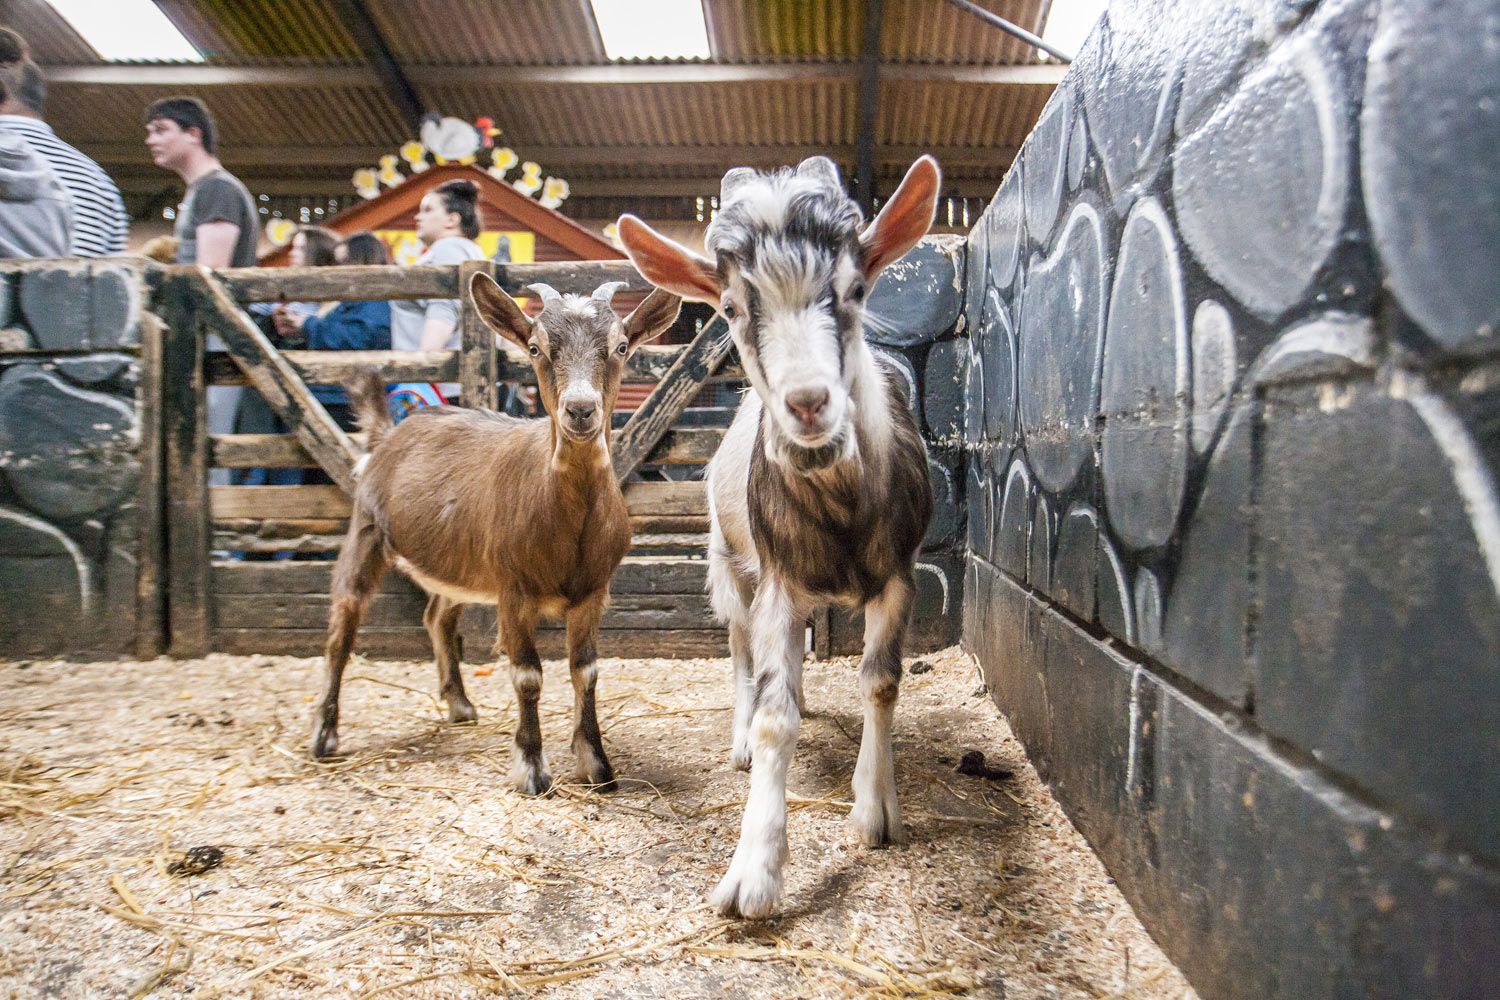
[960,0,1500,997]
[0,260,147,656]
[824,235,968,654]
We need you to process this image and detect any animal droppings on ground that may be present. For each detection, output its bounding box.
[0,646,1197,999]
[955,750,1015,782]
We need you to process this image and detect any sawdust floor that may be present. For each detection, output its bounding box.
[0,645,1197,1000]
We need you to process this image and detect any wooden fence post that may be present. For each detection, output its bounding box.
[458,259,497,410]
[158,271,212,657]
[611,316,733,483]
[133,267,168,658]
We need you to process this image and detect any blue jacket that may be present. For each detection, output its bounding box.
[302,300,391,405]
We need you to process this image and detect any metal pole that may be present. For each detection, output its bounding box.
[941,0,1074,63]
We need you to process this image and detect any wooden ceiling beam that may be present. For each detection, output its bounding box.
[42,61,1066,88]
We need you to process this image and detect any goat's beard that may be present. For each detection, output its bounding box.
[779,428,851,472]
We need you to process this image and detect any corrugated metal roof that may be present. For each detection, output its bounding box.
[11,0,1063,215]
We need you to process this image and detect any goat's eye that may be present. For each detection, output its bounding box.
[616,342,628,356]
[722,302,737,320]
[528,343,540,357]
[851,283,866,303]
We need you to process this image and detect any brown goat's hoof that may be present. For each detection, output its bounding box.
[447,699,478,724]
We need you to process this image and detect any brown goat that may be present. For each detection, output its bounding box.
[311,273,681,798]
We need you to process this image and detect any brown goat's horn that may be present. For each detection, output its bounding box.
[591,281,628,306]
[524,283,562,311]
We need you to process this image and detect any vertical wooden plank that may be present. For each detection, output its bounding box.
[159,272,211,657]
[458,258,497,410]
[133,268,168,658]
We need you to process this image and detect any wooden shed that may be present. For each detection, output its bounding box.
[256,162,625,268]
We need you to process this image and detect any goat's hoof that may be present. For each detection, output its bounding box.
[513,768,553,797]
[447,699,478,724]
[575,762,617,793]
[310,727,340,760]
[710,865,783,919]
[729,745,752,771]
[849,801,907,847]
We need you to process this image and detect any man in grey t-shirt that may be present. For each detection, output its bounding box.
[145,96,259,485]
[144,96,257,268]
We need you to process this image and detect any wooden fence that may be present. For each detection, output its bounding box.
[146,260,742,661]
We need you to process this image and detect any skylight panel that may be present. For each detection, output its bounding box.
[1039,0,1106,60]
[590,0,711,60]
[44,0,204,63]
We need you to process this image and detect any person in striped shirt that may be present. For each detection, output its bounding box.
[0,27,128,257]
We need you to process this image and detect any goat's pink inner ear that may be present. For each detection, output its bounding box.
[624,287,683,350]
[468,271,532,352]
[617,214,722,303]
[859,154,941,279]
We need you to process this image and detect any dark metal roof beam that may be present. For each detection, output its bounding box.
[87,142,1019,169]
[855,0,883,215]
[41,62,1066,87]
[327,0,425,133]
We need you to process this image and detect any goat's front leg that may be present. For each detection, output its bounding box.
[498,601,551,795]
[711,576,805,918]
[424,593,477,724]
[850,575,913,846]
[565,595,615,790]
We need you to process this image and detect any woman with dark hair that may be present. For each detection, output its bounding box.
[389,178,485,402]
[275,229,392,430]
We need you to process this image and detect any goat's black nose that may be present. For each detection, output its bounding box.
[785,387,830,426]
[566,401,597,423]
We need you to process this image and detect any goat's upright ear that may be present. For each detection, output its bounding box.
[469,271,532,353]
[859,154,941,280]
[622,287,683,353]
[617,214,721,303]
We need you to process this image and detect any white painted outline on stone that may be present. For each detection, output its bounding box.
[1251,312,1376,384]
[1394,371,1500,598]
[1100,532,1137,646]
[0,504,92,616]
[1126,665,1144,794]
[915,562,951,615]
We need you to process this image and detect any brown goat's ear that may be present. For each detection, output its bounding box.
[623,287,683,352]
[469,271,531,353]
[859,154,941,279]
[617,214,721,303]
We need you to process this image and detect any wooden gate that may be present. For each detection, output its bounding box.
[147,260,738,660]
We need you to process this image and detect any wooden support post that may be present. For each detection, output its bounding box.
[185,267,360,494]
[133,269,168,659]
[458,258,498,410]
[158,272,211,657]
[610,316,733,483]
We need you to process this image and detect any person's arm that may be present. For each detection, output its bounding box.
[304,303,391,351]
[194,221,240,268]
[418,315,456,351]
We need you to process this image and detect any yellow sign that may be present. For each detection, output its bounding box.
[371,230,536,267]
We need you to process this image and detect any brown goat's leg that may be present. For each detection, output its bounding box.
[850,574,913,847]
[423,594,477,724]
[565,595,615,791]
[499,602,551,795]
[312,513,388,758]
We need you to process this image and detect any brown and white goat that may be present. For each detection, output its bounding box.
[617,155,940,916]
[311,274,681,797]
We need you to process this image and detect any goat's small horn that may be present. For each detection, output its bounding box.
[524,283,562,310]
[796,156,842,188]
[591,281,627,306]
